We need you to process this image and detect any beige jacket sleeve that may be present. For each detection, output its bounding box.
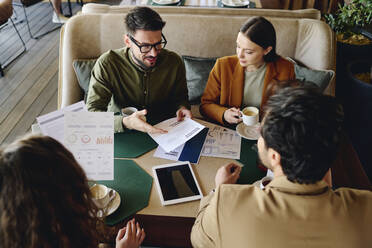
[191,189,221,248]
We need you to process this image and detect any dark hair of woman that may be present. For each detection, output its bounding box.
[0,135,104,248]
[240,16,279,62]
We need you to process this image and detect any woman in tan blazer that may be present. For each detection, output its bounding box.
[200,16,295,125]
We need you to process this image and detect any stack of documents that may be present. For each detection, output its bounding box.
[151,118,242,163]
[150,118,208,164]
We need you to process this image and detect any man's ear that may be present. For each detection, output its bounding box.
[124,34,131,48]
[268,148,283,175]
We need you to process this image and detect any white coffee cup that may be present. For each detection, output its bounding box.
[90,184,116,209]
[259,176,273,189]
[122,107,138,117]
[241,106,259,126]
[122,107,147,122]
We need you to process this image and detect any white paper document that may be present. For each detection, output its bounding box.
[201,124,241,159]
[154,144,184,161]
[64,111,114,181]
[36,101,87,144]
[149,117,205,152]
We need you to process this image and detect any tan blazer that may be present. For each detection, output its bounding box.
[191,176,372,248]
[200,56,295,124]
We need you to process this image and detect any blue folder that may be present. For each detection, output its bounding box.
[178,127,209,164]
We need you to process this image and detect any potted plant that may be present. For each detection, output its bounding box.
[325,0,372,179]
[324,0,372,98]
[325,0,372,46]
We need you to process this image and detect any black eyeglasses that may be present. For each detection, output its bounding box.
[129,34,167,53]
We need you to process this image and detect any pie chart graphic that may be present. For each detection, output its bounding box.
[81,135,91,144]
[67,134,77,143]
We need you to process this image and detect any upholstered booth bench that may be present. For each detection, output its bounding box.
[58,5,335,115]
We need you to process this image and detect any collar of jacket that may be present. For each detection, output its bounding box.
[267,176,330,196]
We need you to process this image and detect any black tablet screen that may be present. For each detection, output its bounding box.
[155,164,200,201]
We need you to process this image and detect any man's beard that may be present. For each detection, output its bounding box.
[130,49,156,71]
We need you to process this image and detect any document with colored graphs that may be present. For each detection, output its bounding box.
[64,111,114,180]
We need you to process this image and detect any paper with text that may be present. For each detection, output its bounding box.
[149,118,205,152]
[36,101,86,144]
[201,124,241,159]
[64,111,114,181]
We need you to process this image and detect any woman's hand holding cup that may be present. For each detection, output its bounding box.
[223,107,242,124]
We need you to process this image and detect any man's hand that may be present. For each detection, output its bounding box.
[122,109,167,134]
[176,106,193,121]
[115,218,145,248]
[215,163,242,187]
[223,107,242,124]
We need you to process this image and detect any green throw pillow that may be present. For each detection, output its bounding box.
[286,57,334,92]
[182,56,217,104]
[72,59,97,101]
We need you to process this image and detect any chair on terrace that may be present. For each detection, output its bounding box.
[0,0,26,77]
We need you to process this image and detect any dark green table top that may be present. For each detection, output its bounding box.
[236,138,266,184]
[94,159,153,226]
[114,131,157,158]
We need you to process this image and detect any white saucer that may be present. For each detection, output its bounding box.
[99,189,121,217]
[152,0,180,5]
[236,122,260,140]
[221,0,249,7]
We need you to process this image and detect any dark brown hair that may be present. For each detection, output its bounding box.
[125,7,166,35]
[0,135,103,248]
[240,16,279,62]
[262,84,343,184]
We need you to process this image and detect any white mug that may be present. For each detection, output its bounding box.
[241,106,259,126]
[121,107,138,117]
[122,107,146,121]
[90,184,116,209]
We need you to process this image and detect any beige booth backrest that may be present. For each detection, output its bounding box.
[59,8,335,108]
[82,3,321,19]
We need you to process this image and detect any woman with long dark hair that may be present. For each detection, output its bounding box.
[0,135,144,248]
[200,16,295,125]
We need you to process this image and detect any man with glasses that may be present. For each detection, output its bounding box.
[86,7,191,133]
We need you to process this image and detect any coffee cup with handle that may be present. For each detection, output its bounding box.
[90,184,116,209]
[122,106,146,121]
[241,106,259,126]
[121,107,138,117]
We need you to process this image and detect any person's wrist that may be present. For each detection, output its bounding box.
[122,116,131,130]
[222,110,229,125]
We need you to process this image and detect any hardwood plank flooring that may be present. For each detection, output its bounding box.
[0,1,82,145]
[5,71,59,144]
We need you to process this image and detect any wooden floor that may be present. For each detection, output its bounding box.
[0,1,83,146]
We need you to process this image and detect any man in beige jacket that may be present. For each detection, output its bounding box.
[191,85,372,248]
